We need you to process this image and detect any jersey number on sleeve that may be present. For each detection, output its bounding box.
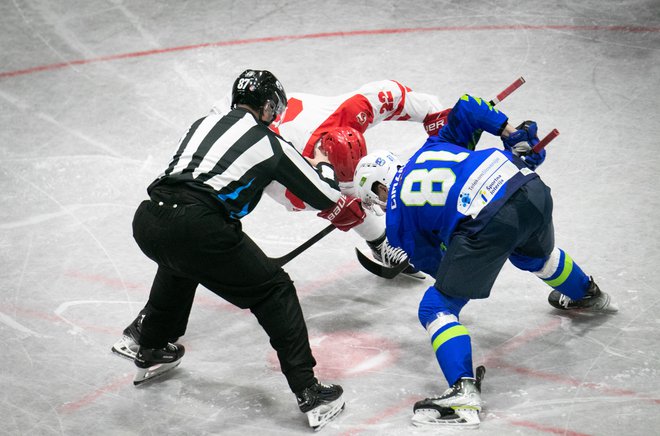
[399,150,469,207]
[378,91,394,114]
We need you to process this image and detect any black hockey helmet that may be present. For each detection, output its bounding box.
[231,69,287,124]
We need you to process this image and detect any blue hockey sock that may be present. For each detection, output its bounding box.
[426,313,473,386]
[533,248,590,300]
[418,286,473,386]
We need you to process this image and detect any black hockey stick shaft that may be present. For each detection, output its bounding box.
[271,223,336,267]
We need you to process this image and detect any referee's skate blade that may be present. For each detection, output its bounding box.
[111,335,138,361]
[306,395,345,432]
[133,360,182,386]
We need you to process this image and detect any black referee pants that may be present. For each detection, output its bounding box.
[132,187,316,393]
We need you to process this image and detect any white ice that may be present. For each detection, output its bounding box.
[1,1,659,435]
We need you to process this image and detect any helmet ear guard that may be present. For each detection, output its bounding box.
[353,150,402,214]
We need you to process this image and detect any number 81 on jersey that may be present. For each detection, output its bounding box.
[399,150,469,207]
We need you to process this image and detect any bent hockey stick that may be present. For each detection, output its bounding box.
[355,247,411,279]
[356,78,527,279]
[271,223,336,267]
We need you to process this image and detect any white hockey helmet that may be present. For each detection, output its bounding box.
[353,150,402,213]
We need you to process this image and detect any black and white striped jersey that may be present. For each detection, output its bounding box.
[148,108,342,219]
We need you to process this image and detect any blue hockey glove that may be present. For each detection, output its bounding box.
[503,121,539,155]
[503,121,545,169]
[520,148,546,170]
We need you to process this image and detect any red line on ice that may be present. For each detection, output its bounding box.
[58,374,133,413]
[508,419,593,436]
[2,24,658,79]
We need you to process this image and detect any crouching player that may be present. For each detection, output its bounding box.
[352,94,617,428]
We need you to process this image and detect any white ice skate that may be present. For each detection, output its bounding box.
[548,277,618,313]
[367,236,425,280]
[412,366,485,429]
[411,406,480,429]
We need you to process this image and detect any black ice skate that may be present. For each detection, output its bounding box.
[367,235,425,280]
[296,382,345,431]
[111,312,179,361]
[412,366,485,429]
[548,277,618,313]
[133,342,185,386]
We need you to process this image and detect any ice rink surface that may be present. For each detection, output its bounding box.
[1,1,659,435]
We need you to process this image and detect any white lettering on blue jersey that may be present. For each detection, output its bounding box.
[457,150,520,218]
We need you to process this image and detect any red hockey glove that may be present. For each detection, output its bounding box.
[423,109,451,136]
[317,194,366,231]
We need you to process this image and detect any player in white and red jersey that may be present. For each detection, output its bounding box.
[271,79,448,159]
[211,80,450,277]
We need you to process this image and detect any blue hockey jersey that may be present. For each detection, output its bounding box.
[386,95,539,275]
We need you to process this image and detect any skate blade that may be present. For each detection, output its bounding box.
[597,295,619,313]
[111,336,139,361]
[307,395,345,432]
[133,360,182,386]
[576,293,619,314]
[605,303,619,313]
[573,300,619,314]
[402,269,426,280]
[412,407,480,429]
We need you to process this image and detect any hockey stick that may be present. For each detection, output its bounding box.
[355,129,558,279]
[475,365,486,391]
[271,223,336,267]
[489,76,525,106]
[533,128,560,153]
[355,247,412,279]
[356,78,527,280]
[485,76,559,154]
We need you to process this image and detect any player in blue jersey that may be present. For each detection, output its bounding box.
[353,94,617,428]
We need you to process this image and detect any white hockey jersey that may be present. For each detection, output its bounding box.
[211,80,445,214]
[272,80,444,158]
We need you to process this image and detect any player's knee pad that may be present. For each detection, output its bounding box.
[418,285,468,328]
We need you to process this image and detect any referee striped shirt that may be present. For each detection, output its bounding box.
[148,108,342,219]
